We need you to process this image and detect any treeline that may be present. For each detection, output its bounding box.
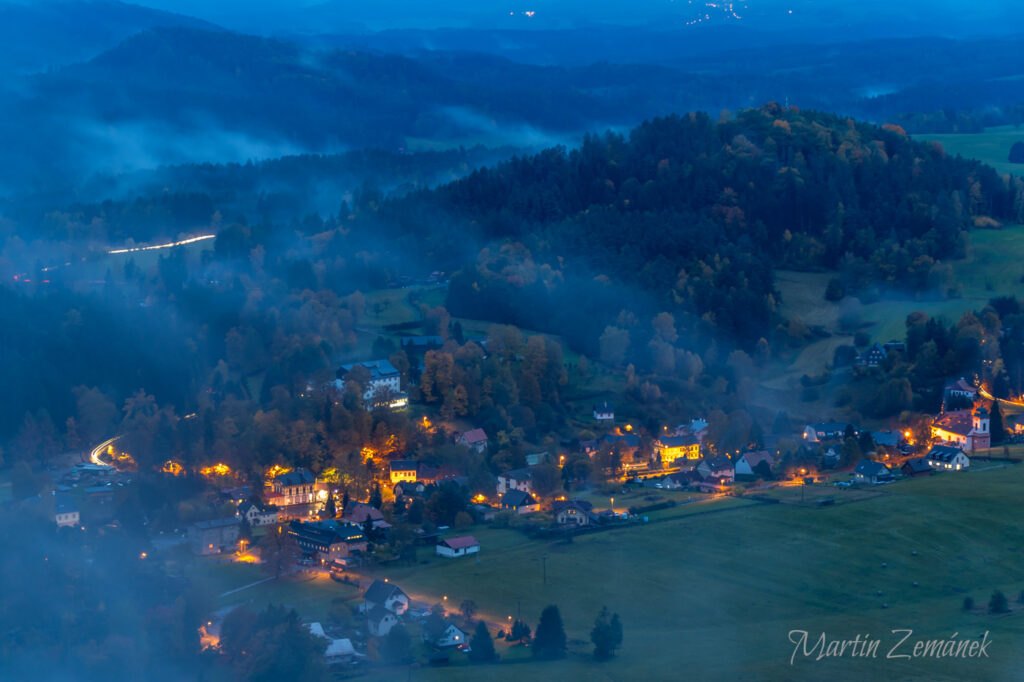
[830,295,1024,424]
[352,106,1022,359]
[892,105,1024,135]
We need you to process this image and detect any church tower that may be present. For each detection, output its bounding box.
[973,405,989,434]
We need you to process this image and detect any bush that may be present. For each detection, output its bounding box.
[825,277,845,302]
[1010,141,1024,164]
[853,331,871,347]
[963,596,974,611]
[989,590,1009,614]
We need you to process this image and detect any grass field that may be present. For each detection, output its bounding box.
[772,224,1024,388]
[345,464,1024,681]
[200,465,1024,680]
[918,125,1024,177]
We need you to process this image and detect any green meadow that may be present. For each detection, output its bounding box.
[918,125,1024,177]
[199,465,1024,681]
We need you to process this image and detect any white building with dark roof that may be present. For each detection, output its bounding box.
[54,492,79,528]
[336,359,406,407]
[925,445,970,471]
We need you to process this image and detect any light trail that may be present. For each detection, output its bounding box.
[107,234,215,255]
[89,436,120,467]
[978,386,1024,409]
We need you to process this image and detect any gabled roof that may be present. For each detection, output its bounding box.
[393,480,426,495]
[705,455,734,471]
[238,500,275,515]
[926,445,967,463]
[291,519,366,545]
[339,359,400,380]
[945,377,977,393]
[325,638,355,657]
[552,499,594,514]
[389,460,418,472]
[658,435,699,447]
[932,410,974,437]
[440,535,479,550]
[902,458,932,474]
[367,604,397,624]
[502,467,533,481]
[275,469,315,487]
[54,492,78,515]
[870,431,900,447]
[459,428,488,444]
[667,470,701,484]
[739,450,774,469]
[854,459,889,476]
[343,502,384,524]
[811,422,852,433]
[364,579,406,605]
[593,401,613,412]
[603,433,640,447]
[501,490,538,508]
[865,342,887,356]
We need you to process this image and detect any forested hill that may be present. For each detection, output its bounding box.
[368,105,1024,354]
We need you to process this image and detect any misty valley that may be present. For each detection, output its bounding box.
[3,2,1024,681]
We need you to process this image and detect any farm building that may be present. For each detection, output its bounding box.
[436,535,480,558]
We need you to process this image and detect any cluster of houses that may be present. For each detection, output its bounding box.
[358,579,470,651]
[181,376,1001,561]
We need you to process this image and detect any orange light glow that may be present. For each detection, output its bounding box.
[161,460,185,476]
[624,424,633,432]
[139,552,147,559]
[199,624,220,651]
[472,494,487,503]
[199,463,231,477]
[421,416,432,430]
[265,464,292,480]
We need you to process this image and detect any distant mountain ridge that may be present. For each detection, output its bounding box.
[0,0,218,73]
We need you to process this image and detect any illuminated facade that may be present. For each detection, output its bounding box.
[925,445,971,471]
[289,519,367,563]
[655,434,701,462]
[931,406,990,451]
[269,468,317,506]
[389,460,418,483]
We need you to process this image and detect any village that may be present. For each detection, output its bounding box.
[39,342,1024,671]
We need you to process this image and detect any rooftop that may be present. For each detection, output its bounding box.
[932,410,975,437]
[440,535,479,550]
[389,460,418,472]
[459,428,488,444]
[501,489,538,507]
[275,469,315,486]
[339,359,400,381]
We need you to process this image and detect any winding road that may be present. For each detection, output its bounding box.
[89,436,120,467]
